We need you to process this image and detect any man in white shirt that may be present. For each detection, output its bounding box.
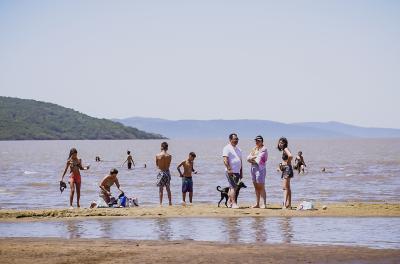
[222,133,243,209]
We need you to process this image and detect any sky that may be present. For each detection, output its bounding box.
[0,0,399,128]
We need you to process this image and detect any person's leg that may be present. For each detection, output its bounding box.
[166,185,172,206]
[69,181,75,208]
[189,192,193,203]
[282,178,289,208]
[159,186,163,205]
[287,178,292,208]
[76,182,81,208]
[182,192,186,204]
[252,182,260,208]
[229,188,237,207]
[260,184,266,208]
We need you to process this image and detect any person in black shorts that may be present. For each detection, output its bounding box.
[277,137,293,209]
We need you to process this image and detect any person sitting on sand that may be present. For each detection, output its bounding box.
[156,142,172,206]
[177,152,197,206]
[122,151,135,169]
[99,168,124,204]
[60,148,90,209]
[294,151,306,174]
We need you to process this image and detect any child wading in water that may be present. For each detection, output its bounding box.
[122,150,135,169]
[177,152,197,206]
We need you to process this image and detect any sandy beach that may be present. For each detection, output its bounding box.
[0,238,399,264]
[0,202,399,221]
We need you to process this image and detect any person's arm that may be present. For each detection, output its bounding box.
[78,159,90,170]
[115,178,123,194]
[223,156,233,175]
[60,161,69,181]
[121,158,127,167]
[177,161,184,177]
[284,148,293,163]
[192,162,197,174]
[247,153,256,164]
[155,155,159,169]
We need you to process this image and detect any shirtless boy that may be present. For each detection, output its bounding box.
[99,168,124,204]
[177,152,197,205]
[156,142,172,206]
[122,151,135,169]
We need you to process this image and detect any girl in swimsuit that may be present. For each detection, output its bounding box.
[60,148,90,209]
[277,137,293,209]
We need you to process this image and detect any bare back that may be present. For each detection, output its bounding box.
[156,152,172,171]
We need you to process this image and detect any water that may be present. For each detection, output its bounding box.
[0,139,399,209]
[0,217,398,249]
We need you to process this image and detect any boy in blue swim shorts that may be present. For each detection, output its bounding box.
[177,152,197,205]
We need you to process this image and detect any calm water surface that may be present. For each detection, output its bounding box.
[0,217,399,249]
[0,139,399,209]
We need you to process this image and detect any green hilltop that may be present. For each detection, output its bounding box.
[0,96,166,140]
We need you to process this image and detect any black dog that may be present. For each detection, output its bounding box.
[216,181,247,207]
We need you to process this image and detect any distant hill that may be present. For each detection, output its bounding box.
[115,117,400,139]
[0,97,165,140]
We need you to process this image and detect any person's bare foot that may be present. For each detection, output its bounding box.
[251,204,260,208]
[231,203,239,209]
[69,206,74,210]
[260,204,266,209]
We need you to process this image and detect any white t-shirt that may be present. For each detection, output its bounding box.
[222,143,242,173]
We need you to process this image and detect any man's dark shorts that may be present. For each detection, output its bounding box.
[182,177,193,193]
[225,172,241,188]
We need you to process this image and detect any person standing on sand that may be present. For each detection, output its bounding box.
[247,135,268,209]
[156,142,172,206]
[122,150,135,169]
[177,152,197,206]
[222,133,243,209]
[60,148,90,209]
[277,137,293,209]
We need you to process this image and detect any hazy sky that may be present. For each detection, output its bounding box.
[1,1,399,128]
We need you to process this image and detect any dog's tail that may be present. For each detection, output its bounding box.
[216,186,223,192]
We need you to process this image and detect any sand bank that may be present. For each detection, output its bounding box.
[0,238,399,264]
[0,203,399,221]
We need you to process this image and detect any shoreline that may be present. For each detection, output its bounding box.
[0,202,399,221]
[1,238,399,264]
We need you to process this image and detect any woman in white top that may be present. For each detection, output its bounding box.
[247,135,268,208]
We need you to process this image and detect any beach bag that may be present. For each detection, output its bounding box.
[118,195,128,207]
[297,201,314,210]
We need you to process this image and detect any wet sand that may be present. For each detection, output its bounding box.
[0,238,399,264]
[0,202,399,221]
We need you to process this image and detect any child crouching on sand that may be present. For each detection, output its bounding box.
[177,152,197,206]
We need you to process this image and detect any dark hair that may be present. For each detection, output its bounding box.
[127,151,131,155]
[298,151,302,155]
[68,148,78,159]
[229,133,238,140]
[189,152,196,158]
[110,168,118,175]
[277,137,288,151]
[161,142,168,150]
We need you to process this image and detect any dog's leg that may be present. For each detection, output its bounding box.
[218,195,224,207]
